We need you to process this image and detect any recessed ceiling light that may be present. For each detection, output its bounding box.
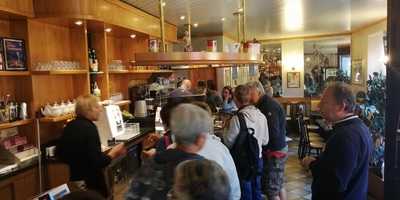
[74,20,83,26]
[221,17,225,21]
[105,28,112,33]
[130,34,136,39]
[162,2,166,7]
[238,8,243,12]
[193,23,198,28]
[180,16,185,20]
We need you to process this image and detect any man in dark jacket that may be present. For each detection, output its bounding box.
[302,83,373,200]
[125,104,212,200]
[248,81,288,200]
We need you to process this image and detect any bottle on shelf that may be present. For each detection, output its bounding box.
[92,81,101,98]
[89,49,99,72]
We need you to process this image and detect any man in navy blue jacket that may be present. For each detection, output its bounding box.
[302,83,372,200]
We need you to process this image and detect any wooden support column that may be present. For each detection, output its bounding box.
[385,0,400,199]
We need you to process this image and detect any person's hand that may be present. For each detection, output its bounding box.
[142,148,157,158]
[108,143,127,159]
[302,156,316,170]
[167,143,176,150]
[142,133,162,149]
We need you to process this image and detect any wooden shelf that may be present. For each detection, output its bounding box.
[100,100,131,107]
[0,71,30,76]
[32,70,88,75]
[133,52,263,66]
[39,114,76,123]
[0,119,34,130]
[114,100,131,106]
[89,71,105,75]
[109,70,174,74]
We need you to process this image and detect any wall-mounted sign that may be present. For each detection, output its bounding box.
[287,72,301,88]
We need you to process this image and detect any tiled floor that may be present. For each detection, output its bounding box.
[284,140,313,200]
[114,138,312,200]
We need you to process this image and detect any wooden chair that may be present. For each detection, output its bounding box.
[297,114,325,157]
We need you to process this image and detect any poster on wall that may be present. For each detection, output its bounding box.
[3,38,27,71]
[351,59,363,85]
[287,72,301,88]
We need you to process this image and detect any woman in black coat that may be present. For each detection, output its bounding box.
[56,95,126,197]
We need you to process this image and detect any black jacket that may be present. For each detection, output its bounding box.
[56,117,111,197]
[310,117,372,200]
[126,149,203,200]
[256,95,287,151]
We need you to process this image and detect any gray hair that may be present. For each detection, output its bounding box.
[326,82,356,113]
[170,104,212,146]
[247,81,266,95]
[174,159,230,200]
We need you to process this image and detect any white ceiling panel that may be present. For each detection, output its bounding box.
[120,0,387,40]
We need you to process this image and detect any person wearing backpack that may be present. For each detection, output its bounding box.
[224,85,269,200]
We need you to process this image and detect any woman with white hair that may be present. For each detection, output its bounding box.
[56,95,126,198]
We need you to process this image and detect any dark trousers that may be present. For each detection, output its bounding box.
[240,158,263,200]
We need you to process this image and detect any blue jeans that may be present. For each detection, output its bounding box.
[240,158,263,200]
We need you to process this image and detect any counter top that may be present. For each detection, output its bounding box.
[0,158,38,182]
[103,127,154,153]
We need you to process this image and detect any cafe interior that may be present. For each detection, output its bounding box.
[0,0,399,199]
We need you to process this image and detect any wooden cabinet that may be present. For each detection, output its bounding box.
[0,167,39,200]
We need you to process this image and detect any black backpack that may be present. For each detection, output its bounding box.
[230,112,260,181]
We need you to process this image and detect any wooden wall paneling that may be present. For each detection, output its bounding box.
[106,34,123,64]
[31,75,76,113]
[121,36,136,66]
[0,0,34,18]
[39,123,65,145]
[0,19,11,36]
[70,24,89,70]
[27,19,73,67]
[33,0,177,42]
[73,75,90,97]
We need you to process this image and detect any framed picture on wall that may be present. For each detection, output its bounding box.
[351,59,363,85]
[324,67,338,80]
[287,72,301,88]
[3,38,27,71]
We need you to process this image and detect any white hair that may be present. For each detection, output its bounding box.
[170,104,212,146]
[180,79,192,90]
[247,81,265,95]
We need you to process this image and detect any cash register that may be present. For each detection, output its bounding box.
[95,105,140,147]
